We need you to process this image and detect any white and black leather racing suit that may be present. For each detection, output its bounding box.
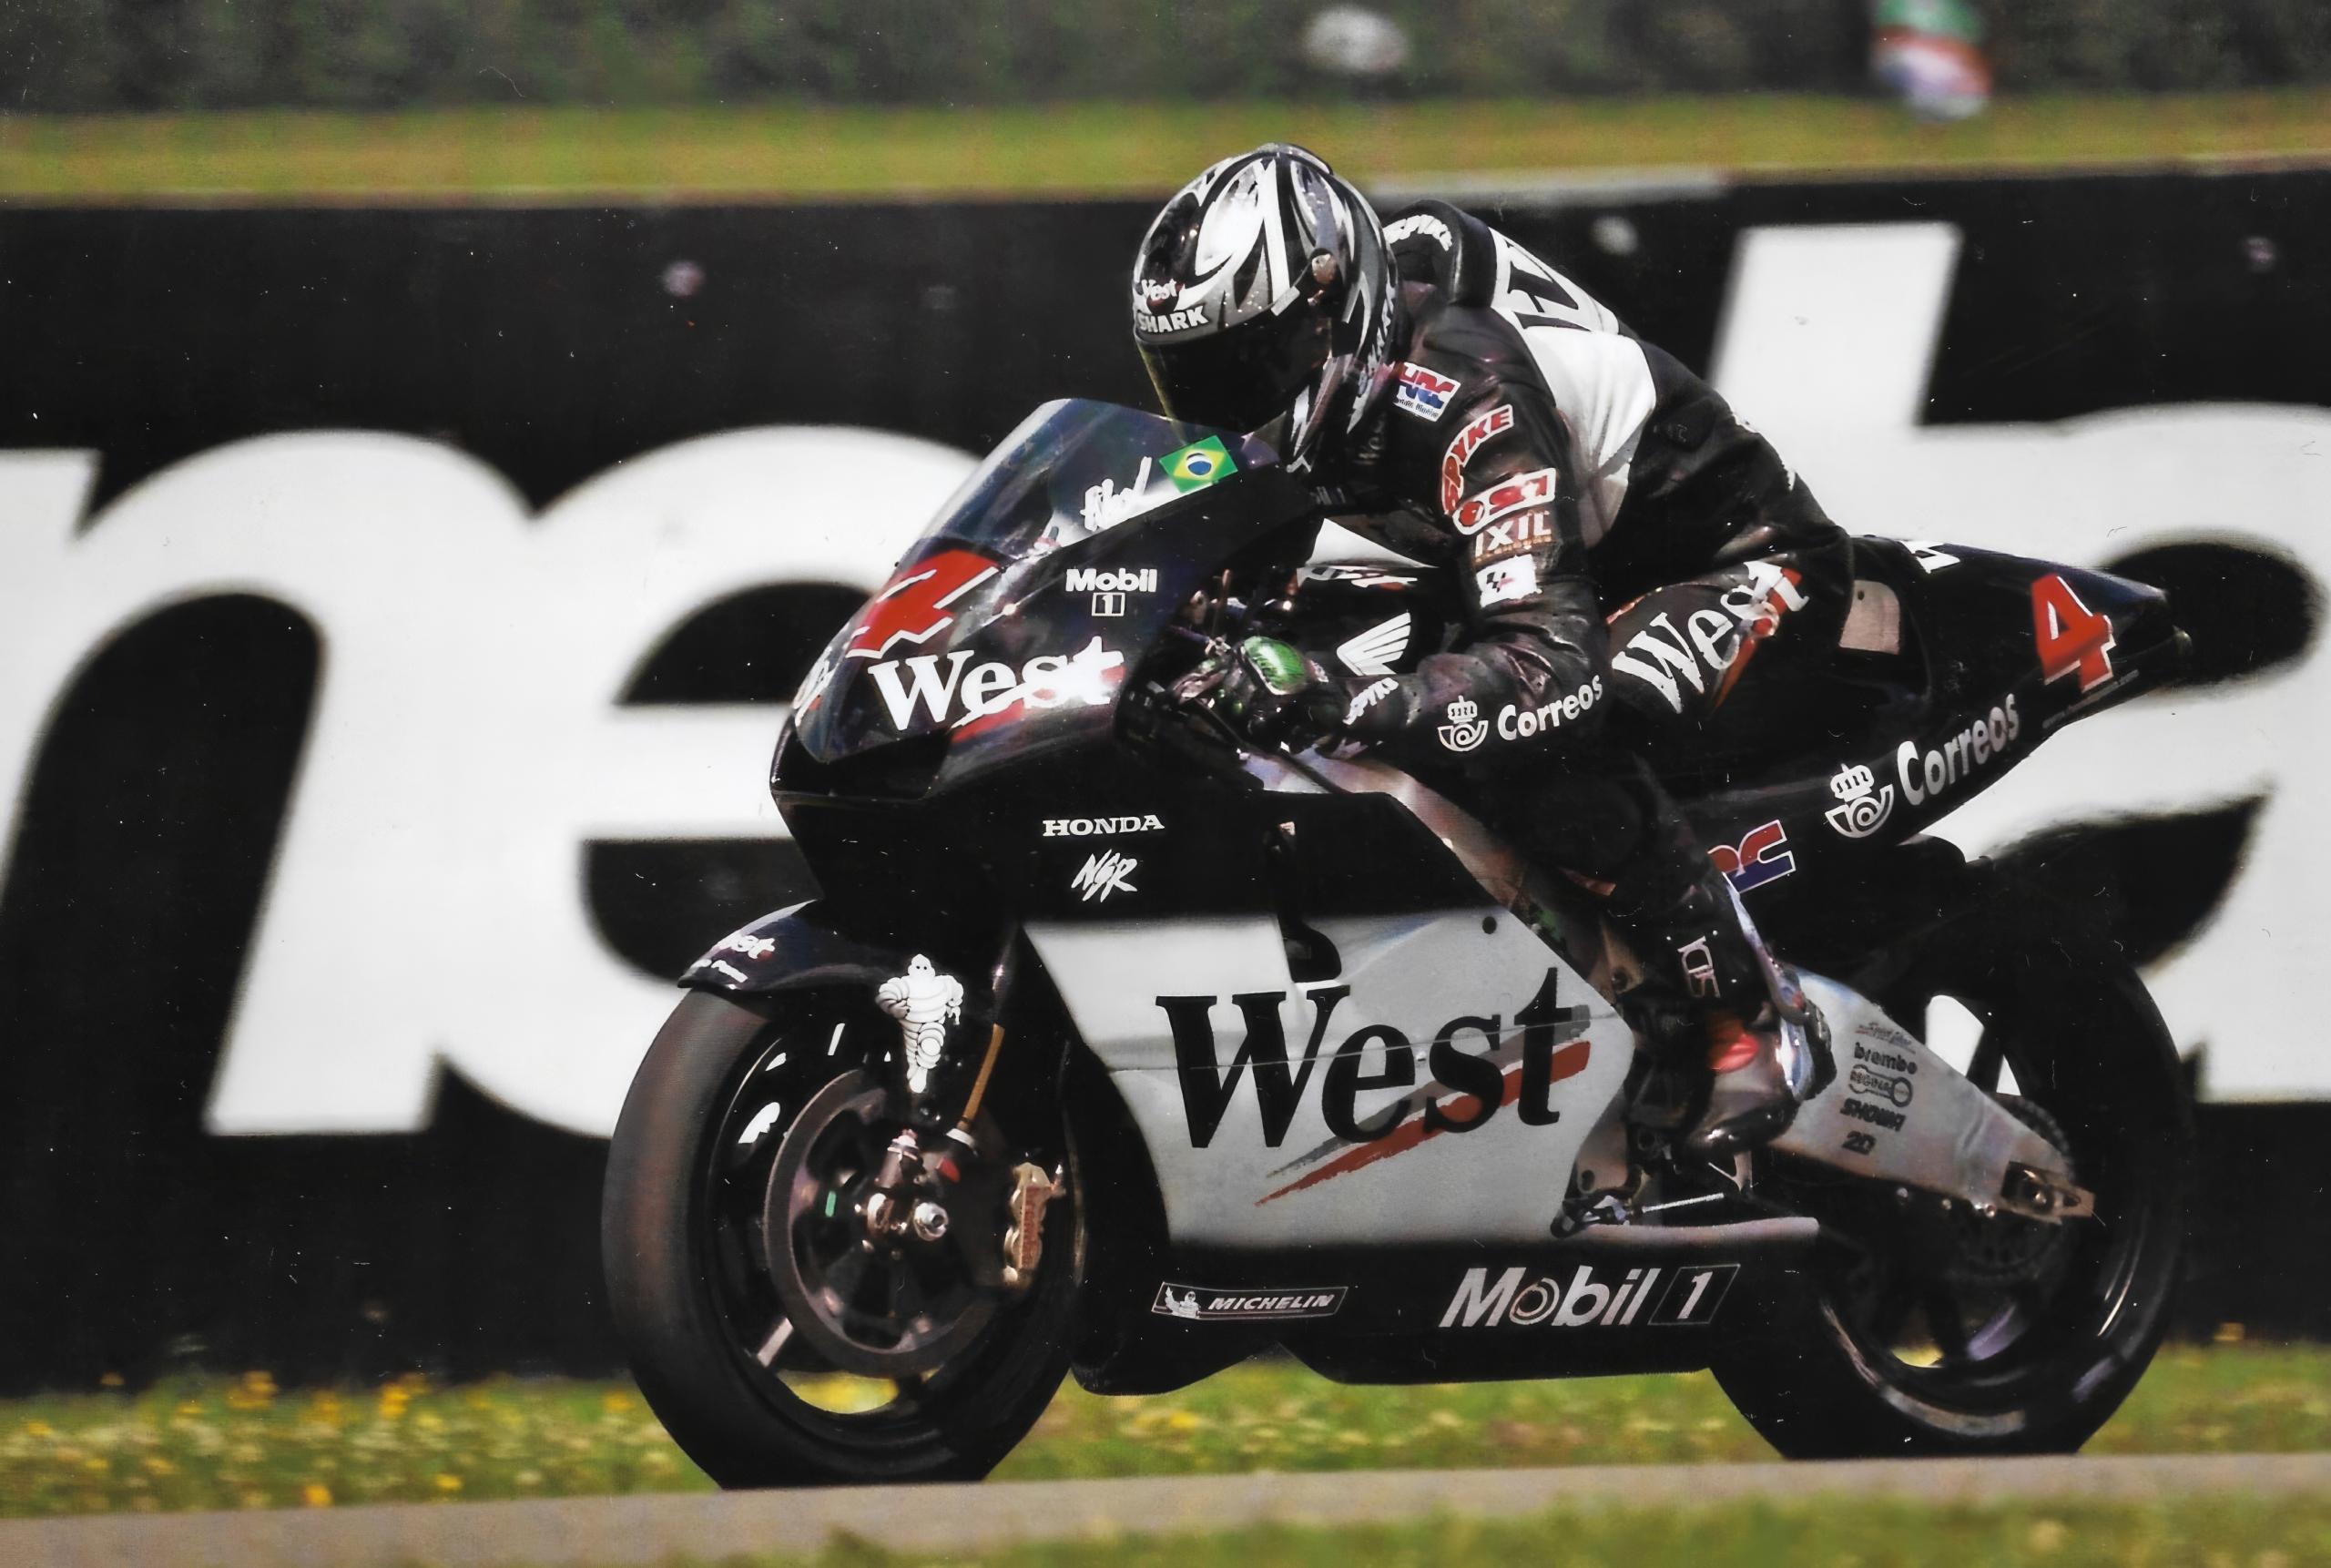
[1318,199,1852,1033]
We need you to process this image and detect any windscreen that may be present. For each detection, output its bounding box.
[788,399,1277,769]
[913,399,1259,562]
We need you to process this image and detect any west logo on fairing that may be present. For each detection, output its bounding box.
[1155,970,1592,1160]
[1607,564,1809,712]
[867,636,1125,728]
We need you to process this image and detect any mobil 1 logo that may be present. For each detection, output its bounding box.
[1440,1262,1740,1329]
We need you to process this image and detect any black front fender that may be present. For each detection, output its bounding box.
[680,901,935,997]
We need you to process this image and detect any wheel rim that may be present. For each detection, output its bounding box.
[684,1003,1070,1442]
[762,1071,998,1376]
[1788,963,2179,1430]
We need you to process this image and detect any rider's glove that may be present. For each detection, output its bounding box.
[1211,636,1345,751]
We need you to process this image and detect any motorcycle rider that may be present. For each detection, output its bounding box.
[1133,144,1841,1160]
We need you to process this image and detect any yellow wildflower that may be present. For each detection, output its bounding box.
[302,1483,333,1508]
[433,1472,463,1493]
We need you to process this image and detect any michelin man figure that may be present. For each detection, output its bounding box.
[877,954,964,1095]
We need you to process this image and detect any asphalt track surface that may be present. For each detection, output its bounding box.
[7,1453,2330,1567]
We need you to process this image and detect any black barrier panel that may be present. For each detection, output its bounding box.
[1,168,2326,1390]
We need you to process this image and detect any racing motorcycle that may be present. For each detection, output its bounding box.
[602,399,2193,1485]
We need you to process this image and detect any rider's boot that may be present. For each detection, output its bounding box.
[1617,864,1835,1164]
[1680,1003,1827,1161]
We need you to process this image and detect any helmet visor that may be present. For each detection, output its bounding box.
[1138,311,1332,437]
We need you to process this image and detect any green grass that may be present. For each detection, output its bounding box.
[575,1499,2331,1568]
[3,92,2329,200]
[0,1343,2325,1518]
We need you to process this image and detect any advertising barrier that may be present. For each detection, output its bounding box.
[2,165,2326,1386]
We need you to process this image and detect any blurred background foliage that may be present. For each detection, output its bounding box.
[2,0,2327,113]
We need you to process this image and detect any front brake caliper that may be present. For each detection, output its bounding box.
[1001,1162,1064,1290]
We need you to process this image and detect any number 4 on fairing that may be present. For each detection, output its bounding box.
[601,399,2194,1487]
[2032,573,2119,693]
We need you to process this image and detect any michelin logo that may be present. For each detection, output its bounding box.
[1152,1283,1348,1321]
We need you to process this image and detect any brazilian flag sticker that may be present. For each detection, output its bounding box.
[1161,435,1236,494]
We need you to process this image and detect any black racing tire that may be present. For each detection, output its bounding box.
[602,990,1077,1487]
[1710,875,2192,1458]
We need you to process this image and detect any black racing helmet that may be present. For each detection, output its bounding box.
[1132,144,1400,471]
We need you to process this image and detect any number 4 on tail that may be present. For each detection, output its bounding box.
[2031,575,2118,694]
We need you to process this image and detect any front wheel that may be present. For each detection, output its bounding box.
[1711,877,2192,1457]
[602,991,1077,1487]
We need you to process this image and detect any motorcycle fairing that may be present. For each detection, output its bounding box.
[1023,909,1635,1247]
[678,901,927,995]
[788,401,1311,792]
[1673,543,2178,860]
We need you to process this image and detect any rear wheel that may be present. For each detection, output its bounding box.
[1711,879,2191,1457]
[602,991,1077,1486]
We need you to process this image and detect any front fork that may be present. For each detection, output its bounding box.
[860,937,1068,1291]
